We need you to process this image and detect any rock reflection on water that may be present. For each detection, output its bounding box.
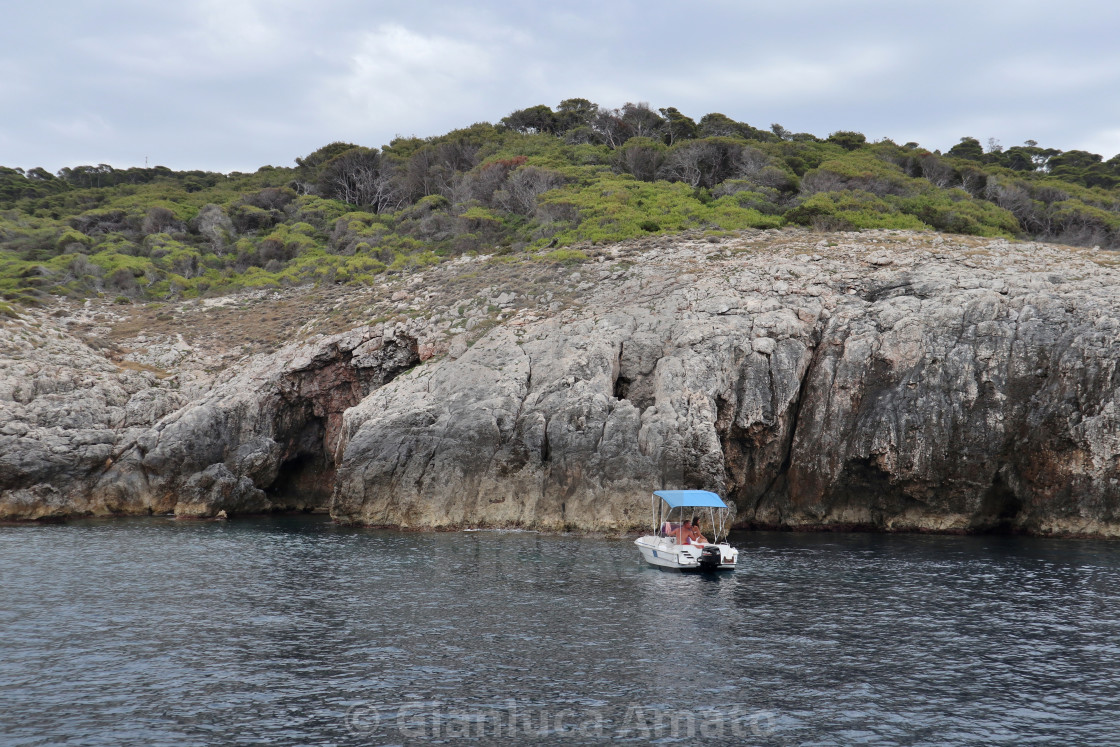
[1,517,1119,745]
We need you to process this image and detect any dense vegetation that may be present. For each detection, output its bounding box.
[3,98,1119,309]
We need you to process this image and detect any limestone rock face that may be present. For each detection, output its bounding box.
[330,310,796,531]
[95,324,421,518]
[331,238,1120,536]
[781,274,1120,536]
[0,314,420,520]
[0,318,186,520]
[4,232,1120,536]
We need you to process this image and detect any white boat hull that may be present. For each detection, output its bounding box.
[635,536,737,571]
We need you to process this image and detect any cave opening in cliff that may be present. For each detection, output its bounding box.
[614,374,633,402]
[264,416,335,511]
[974,472,1023,534]
[268,453,335,511]
[259,333,423,514]
[612,373,655,411]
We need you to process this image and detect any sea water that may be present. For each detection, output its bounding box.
[2,516,1118,745]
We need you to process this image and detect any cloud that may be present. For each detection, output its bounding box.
[989,55,1120,93]
[316,24,499,139]
[0,59,32,99]
[1080,129,1120,160]
[659,45,903,104]
[69,2,303,81]
[44,114,115,141]
[3,1,1120,170]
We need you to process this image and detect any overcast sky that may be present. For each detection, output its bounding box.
[3,0,1119,174]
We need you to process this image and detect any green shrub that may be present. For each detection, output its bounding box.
[785,190,929,231]
[535,171,777,245]
[56,228,92,250]
[896,190,1019,236]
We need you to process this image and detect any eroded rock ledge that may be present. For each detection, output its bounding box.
[3,231,1119,536]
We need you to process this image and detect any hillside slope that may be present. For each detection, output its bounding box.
[4,100,1119,316]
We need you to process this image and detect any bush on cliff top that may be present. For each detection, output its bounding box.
[2,99,1118,305]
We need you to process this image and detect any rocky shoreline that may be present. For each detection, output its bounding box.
[3,229,1119,537]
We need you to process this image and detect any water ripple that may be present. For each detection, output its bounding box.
[2,518,1119,745]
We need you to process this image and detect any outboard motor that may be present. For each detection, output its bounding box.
[699,545,722,570]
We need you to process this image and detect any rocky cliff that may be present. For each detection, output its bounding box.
[3,230,1119,536]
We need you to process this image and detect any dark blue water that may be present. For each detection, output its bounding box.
[2,517,1119,745]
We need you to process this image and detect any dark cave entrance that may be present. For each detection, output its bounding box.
[613,373,655,411]
[269,453,336,511]
[972,472,1024,534]
[265,416,335,512]
[252,332,422,514]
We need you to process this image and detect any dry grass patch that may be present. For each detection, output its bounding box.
[114,359,172,378]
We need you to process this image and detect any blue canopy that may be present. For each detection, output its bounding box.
[653,490,727,509]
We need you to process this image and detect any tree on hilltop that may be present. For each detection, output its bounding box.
[827,131,867,151]
[500,105,557,134]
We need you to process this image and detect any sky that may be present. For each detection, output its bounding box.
[2,0,1119,174]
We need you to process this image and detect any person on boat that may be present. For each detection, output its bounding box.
[685,520,709,546]
[672,519,708,546]
[669,520,689,544]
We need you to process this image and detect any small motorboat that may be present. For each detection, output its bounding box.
[634,490,738,571]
